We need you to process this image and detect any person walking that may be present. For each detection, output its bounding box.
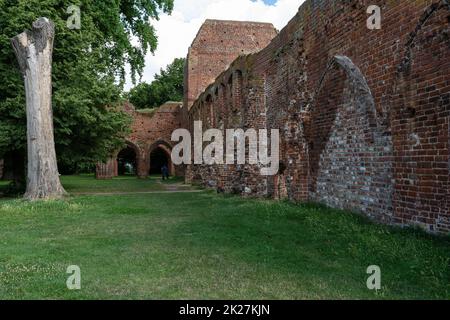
[161,164,169,181]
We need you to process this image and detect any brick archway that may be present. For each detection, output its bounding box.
[305,55,380,191]
[148,140,174,177]
[304,55,392,220]
[96,140,144,179]
[96,101,183,180]
[114,140,142,177]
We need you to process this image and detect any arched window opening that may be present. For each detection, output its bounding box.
[117,146,137,176]
[150,147,171,176]
[206,94,214,127]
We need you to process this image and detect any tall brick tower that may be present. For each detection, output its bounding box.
[183,19,277,111]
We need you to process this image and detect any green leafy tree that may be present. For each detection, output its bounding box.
[0,0,174,179]
[128,57,185,109]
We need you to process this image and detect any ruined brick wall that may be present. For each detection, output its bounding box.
[96,101,184,179]
[187,0,450,234]
[183,19,278,111]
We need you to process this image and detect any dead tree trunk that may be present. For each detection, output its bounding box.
[11,18,66,200]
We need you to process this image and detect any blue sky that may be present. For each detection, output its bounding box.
[261,0,278,5]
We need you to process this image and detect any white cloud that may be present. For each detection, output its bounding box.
[124,0,305,91]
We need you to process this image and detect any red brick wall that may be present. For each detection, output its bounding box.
[187,0,450,234]
[391,3,450,232]
[183,19,278,111]
[96,102,184,179]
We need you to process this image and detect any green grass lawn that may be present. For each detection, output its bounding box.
[61,174,187,193]
[0,176,449,299]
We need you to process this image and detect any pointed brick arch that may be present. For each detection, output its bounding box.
[205,94,214,128]
[231,70,244,127]
[313,55,379,132]
[120,140,141,158]
[305,55,392,220]
[148,140,175,176]
[306,55,379,190]
[398,0,450,75]
[96,140,143,179]
[113,140,143,178]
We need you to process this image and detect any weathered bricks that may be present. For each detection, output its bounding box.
[96,102,183,179]
[184,0,450,234]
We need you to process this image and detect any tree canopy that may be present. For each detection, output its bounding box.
[128,57,185,109]
[0,0,174,174]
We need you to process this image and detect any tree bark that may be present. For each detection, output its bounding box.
[11,18,66,200]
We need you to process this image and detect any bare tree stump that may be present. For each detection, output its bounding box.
[11,18,66,200]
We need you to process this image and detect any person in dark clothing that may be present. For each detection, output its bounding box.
[161,164,169,181]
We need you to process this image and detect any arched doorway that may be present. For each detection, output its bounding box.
[117,146,137,176]
[149,146,171,176]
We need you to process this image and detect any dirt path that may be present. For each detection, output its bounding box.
[72,181,202,196]
[72,190,204,196]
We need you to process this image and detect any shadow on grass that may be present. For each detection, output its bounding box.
[162,192,450,299]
